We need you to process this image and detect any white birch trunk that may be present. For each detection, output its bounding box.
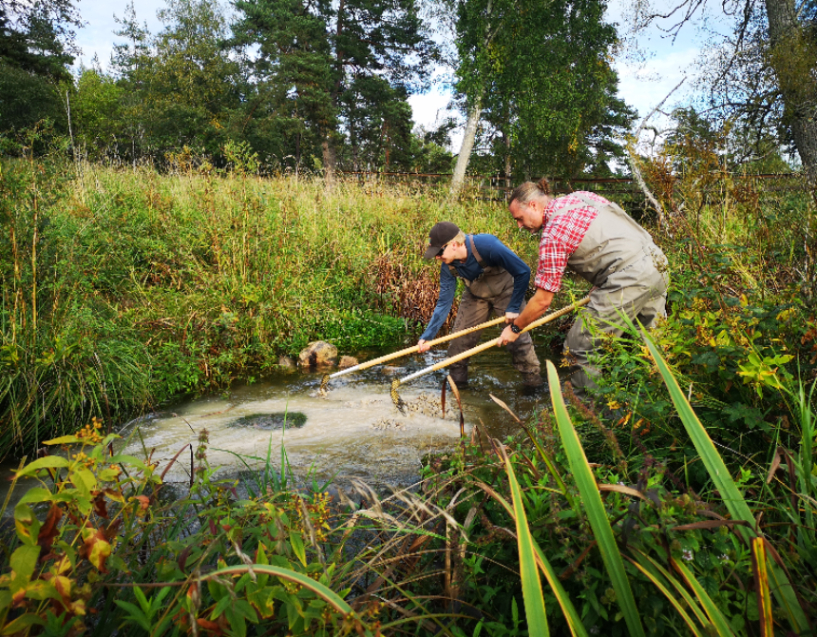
[450,99,482,195]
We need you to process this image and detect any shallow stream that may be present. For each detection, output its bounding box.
[1,332,559,510]
[119,339,557,489]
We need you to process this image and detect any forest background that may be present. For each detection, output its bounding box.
[3,0,817,635]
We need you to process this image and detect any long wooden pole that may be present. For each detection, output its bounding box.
[396,297,590,386]
[326,315,507,381]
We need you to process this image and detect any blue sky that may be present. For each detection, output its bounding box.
[72,0,728,150]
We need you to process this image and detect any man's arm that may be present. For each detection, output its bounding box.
[497,288,554,346]
[418,265,458,352]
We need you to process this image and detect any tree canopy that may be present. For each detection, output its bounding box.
[449,0,634,190]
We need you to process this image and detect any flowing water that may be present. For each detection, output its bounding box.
[119,344,556,489]
[1,333,560,510]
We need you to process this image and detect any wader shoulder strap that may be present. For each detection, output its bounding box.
[468,235,486,268]
[573,192,654,244]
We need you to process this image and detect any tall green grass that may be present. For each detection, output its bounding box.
[0,154,551,458]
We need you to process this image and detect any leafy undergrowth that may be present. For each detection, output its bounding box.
[2,132,817,635]
[2,331,816,636]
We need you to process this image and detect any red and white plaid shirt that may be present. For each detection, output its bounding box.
[535,191,609,292]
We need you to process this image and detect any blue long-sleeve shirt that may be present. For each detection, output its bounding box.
[420,234,530,341]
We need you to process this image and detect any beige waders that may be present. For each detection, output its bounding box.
[557,195,669,396]
[447,237,541,387]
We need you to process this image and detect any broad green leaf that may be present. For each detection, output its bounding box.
[13,503,38,545]
[44,436,82,446]
[226,607,247,637]
[501,449,549,637]
[17,488,53,505]
[108,455,148,471]
[290,531,306,567]
[212,594,233,619]
[10,545,41,588]
[73,469,97,492]
[17,456,70,478]
[234,599,259,623]
[546,361,645,637]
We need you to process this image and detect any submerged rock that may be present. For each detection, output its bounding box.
[277,356,297,370]
[228,412,307,430]
[298,341,338,369]
[339,355,359,369]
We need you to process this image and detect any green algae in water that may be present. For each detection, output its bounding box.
[228,412,307,430]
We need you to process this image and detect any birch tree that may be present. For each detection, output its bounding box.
[449,0,632,193]
[632,0,817,180]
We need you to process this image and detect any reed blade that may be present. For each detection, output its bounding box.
[626,552,708,636]
[670,558,737,636]
[631,549,710,629]
[498,445,550,637]
[751,538,774,637]
[480,475,589,637]
[546,360,645,637]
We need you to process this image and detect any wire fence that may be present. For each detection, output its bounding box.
[335,170,810,219]
[336,170,807,197]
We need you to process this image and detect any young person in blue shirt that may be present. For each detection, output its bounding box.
[418,222,542,387]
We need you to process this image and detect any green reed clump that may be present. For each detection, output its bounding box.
[0,149,156,457]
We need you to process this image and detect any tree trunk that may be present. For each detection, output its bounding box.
[450,98,482,195]
[322,136,336,183]
[764,0,817,180]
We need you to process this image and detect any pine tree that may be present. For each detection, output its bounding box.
[0,0,81,133]
[231,0,435,176]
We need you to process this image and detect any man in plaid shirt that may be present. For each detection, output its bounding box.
[498,178,668,397]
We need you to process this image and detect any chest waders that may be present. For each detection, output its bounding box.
[552,194,669,396]
[445,236,541,387]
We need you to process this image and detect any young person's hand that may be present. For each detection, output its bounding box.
[504,312,519,323]
[498,325,520,346]
[417,339,431,353]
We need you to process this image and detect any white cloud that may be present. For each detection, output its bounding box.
[408,88,464,151]
[615,47,700,118]
[74,0,165,69]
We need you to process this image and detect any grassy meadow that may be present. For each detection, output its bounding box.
[2,146,817,636]
[0,151,551,455]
